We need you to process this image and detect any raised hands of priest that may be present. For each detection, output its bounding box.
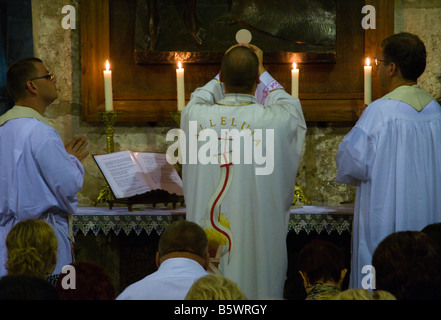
[224,43,242,55]
[357,104,368,118]
[65,136,89,161]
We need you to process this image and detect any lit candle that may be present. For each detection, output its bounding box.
[176,61,185,111]
[291,62,299,98]
[364,58,372,105]
[103,60,113,111]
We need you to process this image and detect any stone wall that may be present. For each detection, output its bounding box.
[31,0,440,206]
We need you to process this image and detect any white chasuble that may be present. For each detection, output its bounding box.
[180,72,306,299]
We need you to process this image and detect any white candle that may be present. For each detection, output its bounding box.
[103,60,113,111]
[176,61,185,111]
[364,58,372,105]
[291,62,299,98]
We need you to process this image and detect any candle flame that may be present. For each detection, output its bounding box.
[292,62,297,70]
[178,61,182,69]
[366,58,370,67]
[105,60,110,71]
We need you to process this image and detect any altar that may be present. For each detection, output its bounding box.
[72,204,353,298]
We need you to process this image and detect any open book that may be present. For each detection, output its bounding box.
[93,151,183,199]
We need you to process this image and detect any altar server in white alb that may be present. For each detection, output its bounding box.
[180,44,306,299]
[0,58,88,277]
[336,33,441,289]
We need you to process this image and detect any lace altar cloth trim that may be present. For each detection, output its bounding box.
[73,206,353,236]
[288,214,352,235]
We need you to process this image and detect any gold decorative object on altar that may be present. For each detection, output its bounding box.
[94,111,121,205]
[292,185,311,206]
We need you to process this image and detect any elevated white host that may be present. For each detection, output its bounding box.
[235,29,252,44]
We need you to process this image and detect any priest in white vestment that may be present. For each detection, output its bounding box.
[0,58,88,277]
[336,33,441,289]
[180,44,306,299]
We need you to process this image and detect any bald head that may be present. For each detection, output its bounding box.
[220,46,259,94]
[158,220,208,259]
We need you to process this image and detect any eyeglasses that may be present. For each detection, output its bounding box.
[29,74,55,81]
[374,59,389,66]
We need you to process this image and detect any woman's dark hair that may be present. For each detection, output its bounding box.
[56,261,115,300]
[298,239,346,284]
[372,231,441,300]
[421,222,441,253]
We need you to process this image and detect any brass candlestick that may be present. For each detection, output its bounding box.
[94,111,121,205]
[100,111,121,153]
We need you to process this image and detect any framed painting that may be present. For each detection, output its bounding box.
[81,0,394,123]
[133,0,336,64]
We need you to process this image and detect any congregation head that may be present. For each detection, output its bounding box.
[298,239,347,286]
[372,230,441,300]
[185,274,247,300]
[421,222,441,254]
[116,219,211,300]
[55,261,115,300]
[157,220,208,263]
[5,219,57,278]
